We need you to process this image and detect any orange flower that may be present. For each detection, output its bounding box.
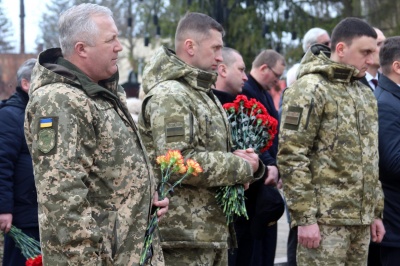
[186,159,203,176]
[175,163,187,174]
[166,150,184,165]
[156,155,168,170]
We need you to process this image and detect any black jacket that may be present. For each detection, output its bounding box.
[238,75,280,220]
[0,87,38,228]
[375,74,400,247]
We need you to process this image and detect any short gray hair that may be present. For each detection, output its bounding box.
[302,27,328,53]
[58,3,113,57]
[17,58,36,87]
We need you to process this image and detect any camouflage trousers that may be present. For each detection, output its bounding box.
[163,247,227,266]
[297,224,370,266]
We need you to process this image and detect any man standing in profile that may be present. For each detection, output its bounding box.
[278,17,385,265]
[374,36,400,266]
[360,27,386,91]
[138,12,264,266]
[24,4,168,265]
[229,49,285,266]
[213,47,248,104]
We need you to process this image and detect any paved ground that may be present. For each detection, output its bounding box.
[275,192,289,265]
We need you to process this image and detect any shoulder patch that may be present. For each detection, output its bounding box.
[283,106,303,130]
[37,117,58,155]
[165,116,185,143]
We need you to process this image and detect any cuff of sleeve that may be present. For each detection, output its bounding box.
[291,215,317,227]
[253,159,265,181]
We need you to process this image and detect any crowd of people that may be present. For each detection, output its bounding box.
[0,2,398,266]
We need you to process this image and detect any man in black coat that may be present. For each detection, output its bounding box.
[213,47,248,104]
[360,27,386,92]
[374,36,400,266]
[0,59,39,265]
[232,49,286,266]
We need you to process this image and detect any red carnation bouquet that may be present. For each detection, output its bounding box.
[216,95,278,224]
[4,226,42,266]
[140,150,203,266]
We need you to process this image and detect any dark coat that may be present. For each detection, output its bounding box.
[229,75,280,221]
[0,87,38,228]
[374,74,400,247]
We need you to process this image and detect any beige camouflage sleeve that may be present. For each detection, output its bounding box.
[143,89,255,187]
[277,83,324,226]
[25,87,102,264]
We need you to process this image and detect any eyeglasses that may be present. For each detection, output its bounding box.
[268,66,281,79]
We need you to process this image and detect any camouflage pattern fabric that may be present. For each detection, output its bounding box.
[278,44,384,228]
[138,46,264,253]
[162,247,227,266]
[24,48,163,266]
[297,224,370,265]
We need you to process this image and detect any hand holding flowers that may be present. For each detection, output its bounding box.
[140,150,203,266]
[216,95,278,224]
[3,226,42,266]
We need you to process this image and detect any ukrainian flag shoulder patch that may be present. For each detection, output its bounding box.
[40,118,53,128]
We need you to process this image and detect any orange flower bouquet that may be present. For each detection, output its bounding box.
[216,95,278,224]
[140,150,203,266]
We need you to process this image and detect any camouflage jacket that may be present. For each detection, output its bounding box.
[138,46,264,249]
[278,44,384,227]
[24,48,163,266]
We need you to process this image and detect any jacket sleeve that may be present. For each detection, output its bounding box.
[0,108,21,215]
[277,83,324,226]
[141,87,258,188]
[25,88,102,264]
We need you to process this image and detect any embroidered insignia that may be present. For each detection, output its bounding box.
[40,118,53,128]
[283,106,303,130]
[38,128,56,153]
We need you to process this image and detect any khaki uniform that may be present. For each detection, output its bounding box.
[138,47,264,263]
[24,48,163,266]
[278,44,384,264]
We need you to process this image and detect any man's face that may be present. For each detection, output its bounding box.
[372,29,386,68]
[265,60,285,90]
[192,29,223,72]
[224,53,248,95]
[341,36,376,78]
[85,15,123,82]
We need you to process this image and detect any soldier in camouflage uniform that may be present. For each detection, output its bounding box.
[138,13,265,266]
[278,17,385,265]
[24,4,168,266]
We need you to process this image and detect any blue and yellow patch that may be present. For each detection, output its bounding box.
[40,118,53,128]
[38,117,58,155]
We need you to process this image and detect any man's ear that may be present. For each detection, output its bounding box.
[260,64,268,74]
[21,78,30,93]
[75,42,87,58]
[184,39,195,56]
[392,61,400,75]
[335,42,346,58]
[218,64,227,77]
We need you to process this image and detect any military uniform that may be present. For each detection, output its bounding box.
[278,44,384,265]
[138,46,264,265]
[24,48,163,266]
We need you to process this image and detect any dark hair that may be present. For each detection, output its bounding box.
[175,12,225,46]
[252,49,285,69]
[330,17,377,49]
[380,36,400,75]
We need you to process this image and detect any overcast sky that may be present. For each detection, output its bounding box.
[2,0,50,53]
